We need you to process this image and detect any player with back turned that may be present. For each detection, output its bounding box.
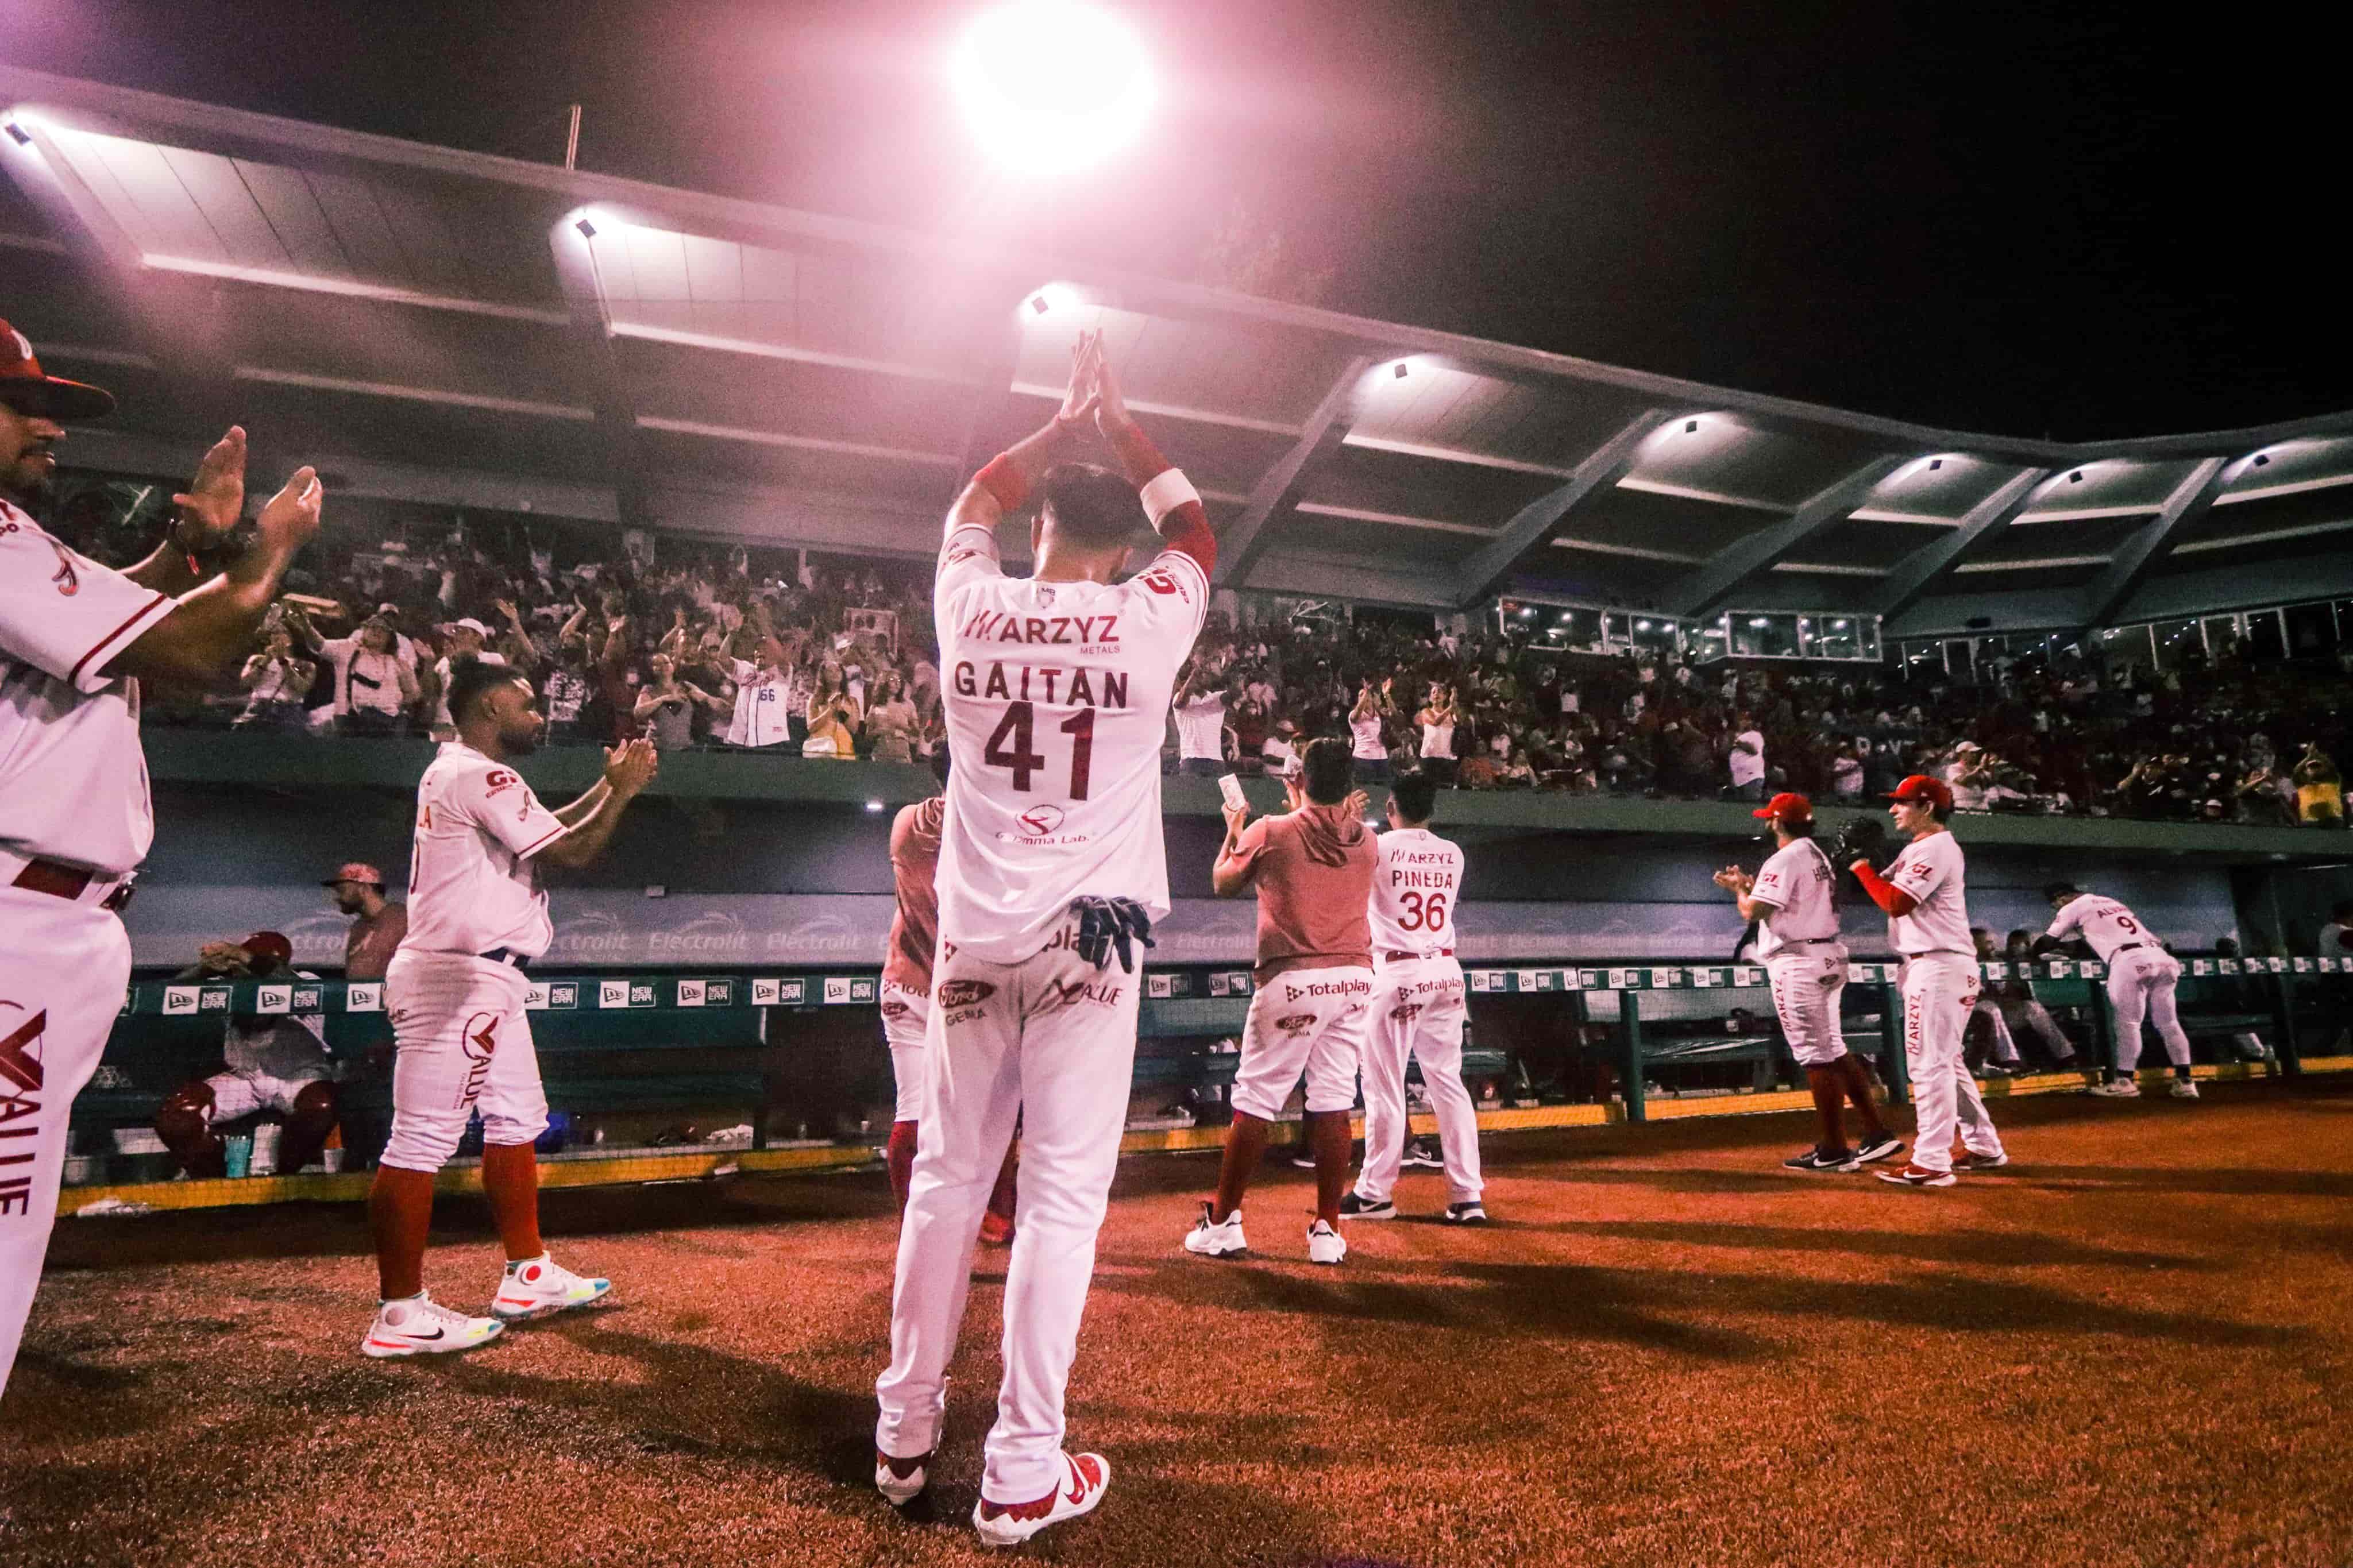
[873,333,1216,1546]
[0,323,322,1397]
[2037,883,2200,1100]
[1845,775,2008,1187]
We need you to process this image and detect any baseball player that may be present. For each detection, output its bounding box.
[1,323,322,1397]
[1186,737,1377,1263]
[1846,775,2008,1187]
[874,333,1211,1544]
[1341,767,1487,1223]
[360,662,658,1359]
[153,930,340,1180]
[880,746,1018,1242]
[2037,884,2198,1100]
[1715,792,1902,1173]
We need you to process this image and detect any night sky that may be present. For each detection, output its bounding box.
[6,0,2340,441]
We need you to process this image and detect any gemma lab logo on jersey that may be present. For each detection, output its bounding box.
[1018,803,1066,836]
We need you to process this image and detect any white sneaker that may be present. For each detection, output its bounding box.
[2169,1078,2200,1100]
[973,1451,1110,1547]
[2085,1078,2140,1099]
[491,1254,612,1321]
[1307,1219,1347,1265]
[875,1380,948,1506]
[361,1291,504,1358]
[1183,1202,1247,1258]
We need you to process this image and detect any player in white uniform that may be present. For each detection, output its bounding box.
[873,333,1213,1545]
[1341,768,1487,1222]
[360,662,657,1358]
[2038,884,2198,1100]
[1715,793,1902,1172]
[1847,774,2007,1186]
[0,322,322,1396]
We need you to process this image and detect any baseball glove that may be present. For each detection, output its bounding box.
[1829,814,1892,874]
[1070,895,1156,974]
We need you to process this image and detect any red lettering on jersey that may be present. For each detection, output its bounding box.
[47,539,79,596]
[484,770,520,797]
[0,1008,48,1094]
[1067,669,1093,705]
[1138,570,1181,596]
[983,665,1011,699]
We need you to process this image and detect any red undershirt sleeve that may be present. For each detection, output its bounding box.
[1851,862,1917,918]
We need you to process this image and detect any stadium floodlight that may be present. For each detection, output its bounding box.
[953,2,1155,177]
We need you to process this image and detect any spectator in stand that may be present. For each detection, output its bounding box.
[1417,681,1460,786]
[427,617,503,737]
[1262,717,1300,779]
[1726,710,1766,802]
[233,621,318,732]
[724,631,796,750]
[325,862,407,982]
[303,611,419,736]
[1173,660,1229,777]
[1349,681,1392,784]
[1831,740,1864,800]
[152,931,341,1180]
[2293,743,2343,827]
[802,659,862,759]
[865,669,922,765]
[633,652,725,751]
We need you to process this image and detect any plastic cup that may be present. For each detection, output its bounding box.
[223,1135,252,1179]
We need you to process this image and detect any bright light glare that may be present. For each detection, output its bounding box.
[954,3,1154,176]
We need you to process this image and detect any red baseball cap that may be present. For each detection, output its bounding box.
[0,319,116,420]
[321,862,385,888]
[1889,774,1954,809]
[1752,791,1813,823]
[240,931,295,965]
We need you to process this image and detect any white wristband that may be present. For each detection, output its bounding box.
[1138,468,1200,527]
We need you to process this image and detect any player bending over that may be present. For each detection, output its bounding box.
[880,744,1019,1240]
[1341,767,1487,1222]
[361,662,657,1358]
[1715,792,1902,1173]
[1846,776,2008,1187]
[2038,883,2198,1100]
[1186,738,1378,1263]
[873,332,1214,1546]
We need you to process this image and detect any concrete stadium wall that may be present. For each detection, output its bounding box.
[130,783,2248,971]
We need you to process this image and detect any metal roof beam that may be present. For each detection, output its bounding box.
[1219,356,1375,588]
[1451,408,1674,608]
[1662,454,1911,619]
[1870,466,2050,619]
[2071,455,2231,631]
[547,215,645,527]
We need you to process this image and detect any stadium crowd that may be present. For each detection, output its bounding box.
[56,495,2351,828]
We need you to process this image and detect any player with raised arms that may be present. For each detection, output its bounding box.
[873,332,1217,1545]
[0,323,322,1396]
[360,662,658,1357]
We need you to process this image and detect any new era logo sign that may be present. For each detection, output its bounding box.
[345,984,383,1013]
[163,986,200,1015]
[823,976,854,1005]
[292,987,322,1013]
[256,984,292,1015]
[751,979,807,1006]
[526,984,551,1010]
[198,987,232,1012]
[599,980,656,1009]
[549,983,579,1009]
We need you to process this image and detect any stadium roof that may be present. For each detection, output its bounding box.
[6,63,2352,637]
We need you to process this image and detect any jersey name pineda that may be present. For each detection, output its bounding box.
[934,528,1205,964]
[1369,828,1463,953]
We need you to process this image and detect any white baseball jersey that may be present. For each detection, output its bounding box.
[0,501,177,876]
[2045,893,2156,963]
[725,658,794,748]
[932,523,1206,963]
[1882,828,1972,955]
[1349,713,1386,761]
[402,742,569,958]
[1749,837,1839,957]
[1367,827,1463,955]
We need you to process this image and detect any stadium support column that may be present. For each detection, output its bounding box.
[1216,356,1376,589]
[1451,408,1673,609]
[1663,454,1912,620]
[0,117,238,439]
[547,215,649,528]
[2069,455,2231,634]
[1872,466,2051,621]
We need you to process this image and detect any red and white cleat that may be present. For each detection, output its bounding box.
[491,1254,612,1321]
[973,1451,1110,1547]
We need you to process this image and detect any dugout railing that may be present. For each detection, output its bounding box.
[61,953,2351,1202]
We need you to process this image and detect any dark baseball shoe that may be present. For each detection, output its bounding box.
[1852,1133,1905,1165]
[1402,1138,1444,1170]
[1953,1150,2009,1171]
[1337,1193,1395,1221]
[1441,1201,1488,1225]
[1784,1146,1861,1172]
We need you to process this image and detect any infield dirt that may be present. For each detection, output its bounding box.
[5,1077,2350,1567]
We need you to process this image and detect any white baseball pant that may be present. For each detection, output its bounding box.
[1355,956,1481,1206]
[880,982,929,1125]
[875,922,1141,1504]
[1900,952,2004,1175]
[1228,965,1375,1123]
[2107,947,2191,1073]
[206,1062,331,1122]
[0,888,129,1397]
[1765,944,1849,1065]
[380,951,547,1172]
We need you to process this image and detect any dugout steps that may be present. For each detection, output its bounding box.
[55,1058,2337,1219]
